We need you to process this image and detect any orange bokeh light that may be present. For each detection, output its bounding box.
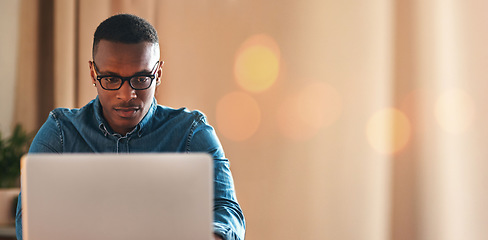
[216,91,261,141]
[366,108,411,155]
[234,34,280,93]
[277,81,342,141]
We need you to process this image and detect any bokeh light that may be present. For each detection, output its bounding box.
[366,108,411,155]
[277,81,342,141]
[435,88,476,134]
[216,91,261,141]
[234,34,280,93]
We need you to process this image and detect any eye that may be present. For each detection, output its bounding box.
[134,77,149,83]
[103,77,120,83]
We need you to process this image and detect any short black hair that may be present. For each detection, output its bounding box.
[92,14,159,57]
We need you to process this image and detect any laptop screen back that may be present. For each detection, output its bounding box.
[21,153,213,240]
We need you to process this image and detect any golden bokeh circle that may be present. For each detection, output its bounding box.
[234,34,280,93]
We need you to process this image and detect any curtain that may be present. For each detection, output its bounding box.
[12,0,488,239]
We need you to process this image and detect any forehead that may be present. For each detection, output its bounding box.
[94,40,159,70]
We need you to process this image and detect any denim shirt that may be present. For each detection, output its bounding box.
[15,97,245,240]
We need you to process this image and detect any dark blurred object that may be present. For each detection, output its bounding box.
[0,124,32,188]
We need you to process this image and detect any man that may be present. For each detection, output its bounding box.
[15,14,245,240]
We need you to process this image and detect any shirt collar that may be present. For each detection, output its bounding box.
[94,96,157,137]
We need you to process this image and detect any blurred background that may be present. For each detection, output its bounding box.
[2,0,488,239]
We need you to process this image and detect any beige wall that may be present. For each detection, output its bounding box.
[6,0,488,239]
[158,1,393,239]
[0,0,20,135]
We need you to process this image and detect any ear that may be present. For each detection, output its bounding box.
[155,61,164,86]
[88,61,96,85]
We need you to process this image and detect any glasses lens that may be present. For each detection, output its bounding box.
[130,76,153,89]
[101,77,122,90]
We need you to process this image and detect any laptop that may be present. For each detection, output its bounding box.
[21,153,213,240]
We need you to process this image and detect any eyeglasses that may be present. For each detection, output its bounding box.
[92,61,160,90]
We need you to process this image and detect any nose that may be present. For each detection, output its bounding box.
[116,81,136,101]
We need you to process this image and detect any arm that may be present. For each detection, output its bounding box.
[187,116,245,240]
[16,112,63,240]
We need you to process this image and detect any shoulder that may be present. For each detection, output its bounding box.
[39,100,99,140]
[50,108,78,120]
[49,100,96,124]
[154,105,207,124]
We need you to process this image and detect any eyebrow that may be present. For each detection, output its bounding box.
[98,69,152,76]
[94,62,153,76]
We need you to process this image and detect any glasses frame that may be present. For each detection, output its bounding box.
[92,61,160,90]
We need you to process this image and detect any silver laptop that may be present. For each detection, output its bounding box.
[21,153,213,240]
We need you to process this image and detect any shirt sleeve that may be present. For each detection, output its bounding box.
[16,112,63,240]
[186,114,246,240]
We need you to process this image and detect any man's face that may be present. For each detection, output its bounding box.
[89,40,162,135]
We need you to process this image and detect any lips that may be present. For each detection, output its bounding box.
[114,107,140,118]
